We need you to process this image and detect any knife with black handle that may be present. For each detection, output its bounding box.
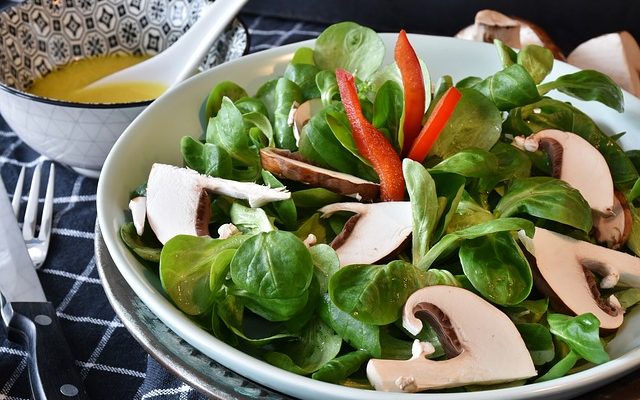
[0,178,88,399]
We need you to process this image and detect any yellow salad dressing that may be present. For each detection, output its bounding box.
[28,54,167,103]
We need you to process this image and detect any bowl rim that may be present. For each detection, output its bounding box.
[0,17,251,109]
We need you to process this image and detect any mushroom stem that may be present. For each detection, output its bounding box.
[201,173,290,208]
[575,238,640,288]
[217,223,240,239]
[410,339,436,360]
[581,259,620,289]
[303,233,317,248]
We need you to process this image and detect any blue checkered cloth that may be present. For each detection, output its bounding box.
[0,14,325,400]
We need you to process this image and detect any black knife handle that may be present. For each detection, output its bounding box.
[8,302,89,400]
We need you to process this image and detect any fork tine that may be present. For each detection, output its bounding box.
[38,163,55,241]
[22,162,42,241]
[11,166,25,216]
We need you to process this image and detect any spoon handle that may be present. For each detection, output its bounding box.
[85,0,247,89]
[171,0,249,84]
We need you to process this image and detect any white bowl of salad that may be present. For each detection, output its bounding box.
[97,21,640,399]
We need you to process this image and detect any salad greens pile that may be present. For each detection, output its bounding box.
[121,21,640,391]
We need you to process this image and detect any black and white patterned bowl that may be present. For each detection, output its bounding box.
[0,0,248,177]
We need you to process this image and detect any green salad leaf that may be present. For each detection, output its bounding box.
[181,137,232,178]
[472,64,540,110]
[312,350,370,383]
[230,231,313,299]
[313,21,385,79]
[403,159,438,266]
[538,70,624,112]
[205,80,248,118]
[419,218,535,270]
[516,322,555,366]
[429,88,502,159]
[319,294,382,357]
[494,177,593,232]
[548,313,609,364]
[159,234,247,315]
[264,318,342,375]
[517,45,554,85]
[329,260,427,325]
[460,231,532,305]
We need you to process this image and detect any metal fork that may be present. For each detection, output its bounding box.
[11,163,55,269]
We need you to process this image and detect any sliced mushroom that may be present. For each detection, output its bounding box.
[291,98,324,145]
[456,10,564,59]
[319,201,411,267]
[593,191,632,249]
[512,16,565,60]
[473,9,522,49]
[146,164,210,244]
[518,227,640,330]
[303,233,317,248]
[568,31,640,97]
[367,285,536,392]
[146,163,290,244]
[260,147,380,201]
[128,196,147,236]
[217,223,240,239]
[513,129,615,215]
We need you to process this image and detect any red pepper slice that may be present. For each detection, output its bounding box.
[335,69,405,201]
[395,29,426,156]
[407,87,462,162]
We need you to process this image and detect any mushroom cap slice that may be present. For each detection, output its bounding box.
[319,201,411,266]
[513,129,615,215]
[146,163,290,244]
[517,227,640,330]
[568,31,640,97]
[260,148,379,201]
[367,285,536,392]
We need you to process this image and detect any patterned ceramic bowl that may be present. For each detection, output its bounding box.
[0,0,248,177]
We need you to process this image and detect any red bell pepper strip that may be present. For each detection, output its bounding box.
[335,68,405,201]
[395,29,426,156]
[406,87,462,162]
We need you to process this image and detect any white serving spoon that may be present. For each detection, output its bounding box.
[85,0,247,90]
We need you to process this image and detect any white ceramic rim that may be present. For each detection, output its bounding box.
[97,33,640,400]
